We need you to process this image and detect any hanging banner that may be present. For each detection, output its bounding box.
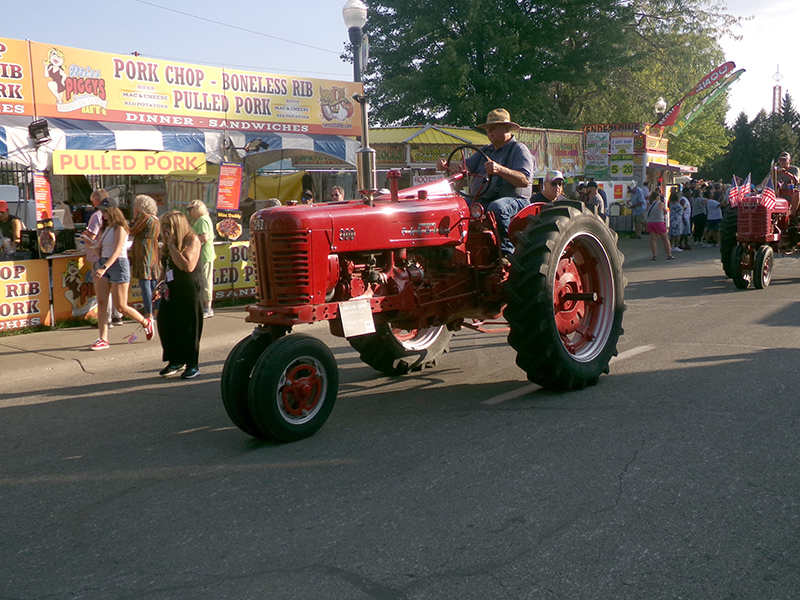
[585,132,610,180]
[609,133,635,180]
[545,130,584,179]
[0,258,52,331]
[53,150,207,175]
[23,40,362,135]
[50,254,97,322]
[0,38,35,116]
[216,163,243,210]
[670,69,746,137]
[33,172,53,222]
[516,128,548,179]
[212,241,256,300]
[653,61,737,128]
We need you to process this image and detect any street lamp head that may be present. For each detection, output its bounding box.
[654,96,667,115]
[342,0,368,30]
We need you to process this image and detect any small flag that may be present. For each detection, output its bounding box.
[761,177,776,211]
[741,174,752,204]
[729,176,740,207]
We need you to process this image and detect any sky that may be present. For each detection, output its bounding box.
[3,0,797,127]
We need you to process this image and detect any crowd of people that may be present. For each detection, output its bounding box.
[82,192,209,380]
[618,178,731,260]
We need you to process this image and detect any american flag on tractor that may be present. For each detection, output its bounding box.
[761,177,776,211]
[728,176,741,207]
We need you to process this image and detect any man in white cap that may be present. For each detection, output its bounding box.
[626,180,647,238]
[437,108,534,256]
[532,170,565,203]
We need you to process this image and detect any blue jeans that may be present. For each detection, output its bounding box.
[139,278,159,316]
[481,196,530,254]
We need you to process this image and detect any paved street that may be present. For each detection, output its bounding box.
[2,236,799,599]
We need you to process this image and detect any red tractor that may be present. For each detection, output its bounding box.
[221,143,626,442]
[721,170,800,289]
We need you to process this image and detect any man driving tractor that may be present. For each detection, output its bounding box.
[437,108,534,256]
[777,151,799,187]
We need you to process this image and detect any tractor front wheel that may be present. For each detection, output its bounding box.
[505,200,625,390]
[247,334,339,442]
[221,330,281,438]
[349,324,452,375]
[731,245,753,289]
[753,245,774,289]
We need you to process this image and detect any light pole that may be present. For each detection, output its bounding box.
[342,0,367,83]
[342,0,376,200]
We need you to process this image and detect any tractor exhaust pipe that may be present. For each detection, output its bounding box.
[354,94,377,204]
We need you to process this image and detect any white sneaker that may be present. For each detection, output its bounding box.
[672,247,683,252]
[203,307,214,319]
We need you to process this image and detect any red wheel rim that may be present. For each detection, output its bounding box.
[551,234,615,361]
[277,358,326,424]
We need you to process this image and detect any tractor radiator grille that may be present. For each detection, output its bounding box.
[253,230,312,305]
[738,205,771,238]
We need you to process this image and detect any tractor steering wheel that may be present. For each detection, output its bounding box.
[444,144,492,204]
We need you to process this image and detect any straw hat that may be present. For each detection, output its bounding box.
[478,108,520,130]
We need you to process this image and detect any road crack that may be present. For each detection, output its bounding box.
[616,438,645,508]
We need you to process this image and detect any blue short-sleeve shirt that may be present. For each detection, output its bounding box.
[465,136,534,202]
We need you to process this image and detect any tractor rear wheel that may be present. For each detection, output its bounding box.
[247,334,339,442]
[505,200,625,390]
[221,330,282,438]
[349,324,452,375]
[753,245,774,289]
[731,244,753,289]
[720,206,738,278]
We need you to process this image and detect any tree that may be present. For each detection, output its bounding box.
[781,93,800,134]
[669,99,731,171]
[720,111,755,178]
[357,0,745,171]
[362,0,636,127]
[711,110,799,180]
[751,110,799,174]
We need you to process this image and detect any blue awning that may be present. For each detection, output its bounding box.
[0,116,358,170]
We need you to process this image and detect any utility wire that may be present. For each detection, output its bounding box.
[134,0,341,55]
[138,52,349,78]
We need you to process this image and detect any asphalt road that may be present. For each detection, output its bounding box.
[2,238,799,599]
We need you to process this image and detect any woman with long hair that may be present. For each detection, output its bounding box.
[90,201,154,350]
[129,194,162,319]
[155,211,204,379]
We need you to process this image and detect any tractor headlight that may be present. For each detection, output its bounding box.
[470,203,485,219]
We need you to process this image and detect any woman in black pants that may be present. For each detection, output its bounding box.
[155,211,204,379]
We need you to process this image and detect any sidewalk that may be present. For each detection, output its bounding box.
[1,305,256,383]
[2,235,715,383]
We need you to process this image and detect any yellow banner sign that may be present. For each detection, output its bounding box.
[13,39,362,136]
[53,150,207,175]
[0,39,35,116]
[0,258,52,331]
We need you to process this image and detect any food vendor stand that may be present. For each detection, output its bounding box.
[0,36,363,330]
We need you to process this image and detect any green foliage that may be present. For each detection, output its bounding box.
[781,94,800,133]
[705,98,800,180]
[363,0,636,128]
[358,0,746,172]
[669,100,731,169]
